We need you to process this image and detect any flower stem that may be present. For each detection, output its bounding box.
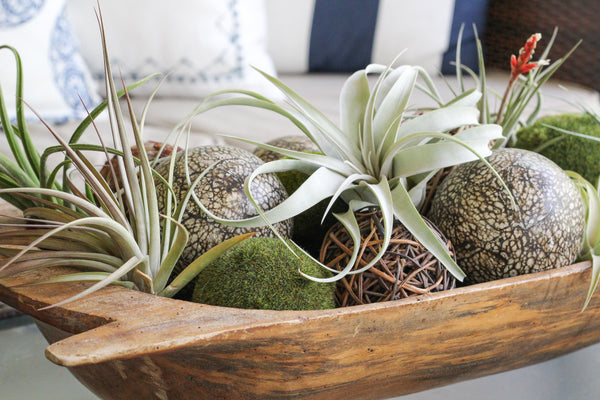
[495,76,517,124]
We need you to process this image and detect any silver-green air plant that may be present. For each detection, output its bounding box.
[0,11,251,307]
[568,171,600,310]
[185,61,505,282]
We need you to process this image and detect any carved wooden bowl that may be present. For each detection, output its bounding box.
[1,206,600,399]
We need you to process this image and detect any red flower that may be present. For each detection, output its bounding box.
[510,33,546,78]
[496,33,549,124]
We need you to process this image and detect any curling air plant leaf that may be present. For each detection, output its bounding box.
[0,7,252,306]
[567,172,600,311]
[544,103,600,310]
[186,63,504,282]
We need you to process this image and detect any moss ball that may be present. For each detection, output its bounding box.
[514,113,600,183]
[191,237,336,310]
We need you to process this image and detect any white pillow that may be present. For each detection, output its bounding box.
[0,0,100,123]
[65,0,278,99]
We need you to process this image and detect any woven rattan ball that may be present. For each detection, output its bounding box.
[320,209,456,307]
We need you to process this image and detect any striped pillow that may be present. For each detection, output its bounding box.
[266,0,488,74]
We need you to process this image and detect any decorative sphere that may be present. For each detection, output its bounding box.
[154,145,293,282]
[428,148,585,283]
[321,209,457,306]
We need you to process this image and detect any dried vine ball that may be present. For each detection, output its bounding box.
[428,148,585,283]
[320,209,457,307]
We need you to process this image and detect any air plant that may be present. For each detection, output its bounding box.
[182,60,505,283]
[568,172,600,310]
[451,26,580,147]
[0,9,251,307]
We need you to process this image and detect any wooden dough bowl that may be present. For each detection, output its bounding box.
[1,211,599,399]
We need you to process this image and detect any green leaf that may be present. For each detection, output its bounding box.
[583,253,600,311]
[158,232,255,298]
[394,104,480,140]
[193,165,347,228]
[390,183,466,281]
[454,24,466,93]
[153,216,189,293]
[0,228,110,254]
[380,126,501,178]
[122,86,162,275]
[1,258,118,277]
[567,171,600,311]
[0,188,110,218]
[299,202,362,282]
[38,256,145,310]
[372,66,418,147]
[0,45,41,182]
[340,68,377,147]
[253,68,363,164]
[67,74,160,145]
[230,136,356,176]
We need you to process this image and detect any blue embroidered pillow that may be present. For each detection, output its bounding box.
[0,0,100,123]
[66,0,278,99]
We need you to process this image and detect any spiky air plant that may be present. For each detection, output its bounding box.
[184,61,505,283]
[452,26,579,147]
[0,10,251,307]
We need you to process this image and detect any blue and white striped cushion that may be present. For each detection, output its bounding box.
[266,0,488,74]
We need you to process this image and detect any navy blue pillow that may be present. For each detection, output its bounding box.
[309,0,380,72]
[441,0,489,74]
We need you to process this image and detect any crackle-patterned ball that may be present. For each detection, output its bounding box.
[154,145,293,278]
[427,148,585,283]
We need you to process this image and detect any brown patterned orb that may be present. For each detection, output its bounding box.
[427,148,585,283]
[154,145,293,280]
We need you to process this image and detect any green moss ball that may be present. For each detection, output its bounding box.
[191,237,336,310]
[514,113,600,183]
